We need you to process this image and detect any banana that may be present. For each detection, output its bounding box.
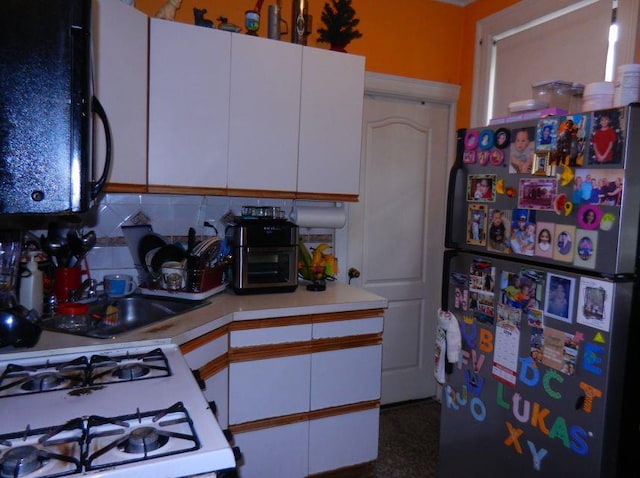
[312,243,331,266]
[298,239,313,280]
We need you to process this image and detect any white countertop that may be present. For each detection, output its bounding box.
[0,282,388,361]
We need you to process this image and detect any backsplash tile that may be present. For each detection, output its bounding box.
[77,194,336,283]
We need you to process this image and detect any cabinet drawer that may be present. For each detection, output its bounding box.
[229,354,311,424]
[311,344,382,410]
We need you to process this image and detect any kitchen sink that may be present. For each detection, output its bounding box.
[41,295,210,339]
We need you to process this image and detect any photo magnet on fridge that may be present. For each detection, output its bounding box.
[577,277,613,332]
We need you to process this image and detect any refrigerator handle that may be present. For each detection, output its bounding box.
[441,249,458,312]
[444,128,467,249]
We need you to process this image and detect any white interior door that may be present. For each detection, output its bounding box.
[344,74,459,404]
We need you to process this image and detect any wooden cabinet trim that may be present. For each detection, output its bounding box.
[228,400,379,435]
[228,333,381,363]
[295,192,358,203]
[230,315,311,331]
[147,185,228,196]
[230,309,385,331]
[104,183,147,194]
[229,341,312,362]
[311,333,382,354]
[179,325,229,355]
[199,353,228,380]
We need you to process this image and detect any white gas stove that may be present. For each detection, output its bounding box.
[0,344,237,477]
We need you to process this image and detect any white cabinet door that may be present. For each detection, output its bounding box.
[229,354,311,425]
[234,422,309,478]
[148,20,230,189]
[310,345,382,410]
[227,35,302,193]
[94,0,148,188]
[298,48,365,196]
[309,408,379,474]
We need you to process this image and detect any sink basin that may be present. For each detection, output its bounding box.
[41,295,209,339]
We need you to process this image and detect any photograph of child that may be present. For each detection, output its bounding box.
[589,108,623,164]
[553,225,576,263]
[467,204,487,246]
[544,273,575,323]
[487,209,511,253]
[509,127,536,173]
[535,222,555,259]
[554,114,588,167]
[467,175,496,202]
[573,230,598,269]
[509,209,536,256]
[536,119,557,151]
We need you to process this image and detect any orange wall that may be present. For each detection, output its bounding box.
[134,0,519,128]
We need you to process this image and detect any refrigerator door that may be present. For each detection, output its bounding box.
[438,251,632,478]
[445,105,640,276]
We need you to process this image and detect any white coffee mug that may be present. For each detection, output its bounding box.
[161,261,185,291]
[104,274,137,297]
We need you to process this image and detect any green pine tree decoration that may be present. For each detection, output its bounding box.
[317,0,362,52]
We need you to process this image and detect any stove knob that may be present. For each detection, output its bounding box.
[223,428,233,443]
[216,469,239,478]
[232,446,243,463]
[208,400,218,416]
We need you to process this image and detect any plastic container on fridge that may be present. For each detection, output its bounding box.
[582,81,614,111]
[531,80,573,110]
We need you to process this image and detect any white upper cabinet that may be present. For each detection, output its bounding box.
[148,20,230,190]
[298,48,365,197]
[94,0,148,189]
[227,34,302,193]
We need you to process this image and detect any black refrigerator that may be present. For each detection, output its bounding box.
[438,104,640,477]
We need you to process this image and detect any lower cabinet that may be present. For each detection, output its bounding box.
[180,308,385,478]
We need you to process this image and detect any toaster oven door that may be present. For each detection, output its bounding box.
[235,246,298,293]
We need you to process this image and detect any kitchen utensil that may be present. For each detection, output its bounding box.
[104,274,137,298]
[138,233,167,272]
[151,244,186,273]
[0,307,42,347]
[53,266,85,303]
[161,261,185,291]
[187,227,196,255]
[77,230,96,264]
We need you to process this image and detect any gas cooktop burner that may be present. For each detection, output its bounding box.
[0,348,171,398]
[0,445,41,477]
[121,427,168,454]
[113,363,150,381]
[20,372,65,392]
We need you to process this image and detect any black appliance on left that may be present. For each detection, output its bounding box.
[0,0,111,216]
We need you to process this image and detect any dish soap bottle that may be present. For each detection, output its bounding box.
[19,251,44,315]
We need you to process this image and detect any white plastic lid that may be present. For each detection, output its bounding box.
[532,79,573,88]
[617,63,640,73]
[584,81,614,96]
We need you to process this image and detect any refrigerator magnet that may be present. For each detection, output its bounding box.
[464,130,479,150]
[509,127,535,174]
[544,273,576,324]
[553,225,575,262]
[576,277,613,332]
[576,205,602,230]
[478,129,494,150]
[466,204,488,246]
[588,108,624,165]
[463,150,476,164]
[574,230,598,269]
[535,118,557,151]
[494,128,510,149]
[489,149,504,166]
[478,150,490,166]
[467,174,496,202]
[556,114,589,167]
[534,222,555,259]
[517,177,557,211]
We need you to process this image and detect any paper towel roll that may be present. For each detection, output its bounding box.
[291,206,346,228]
